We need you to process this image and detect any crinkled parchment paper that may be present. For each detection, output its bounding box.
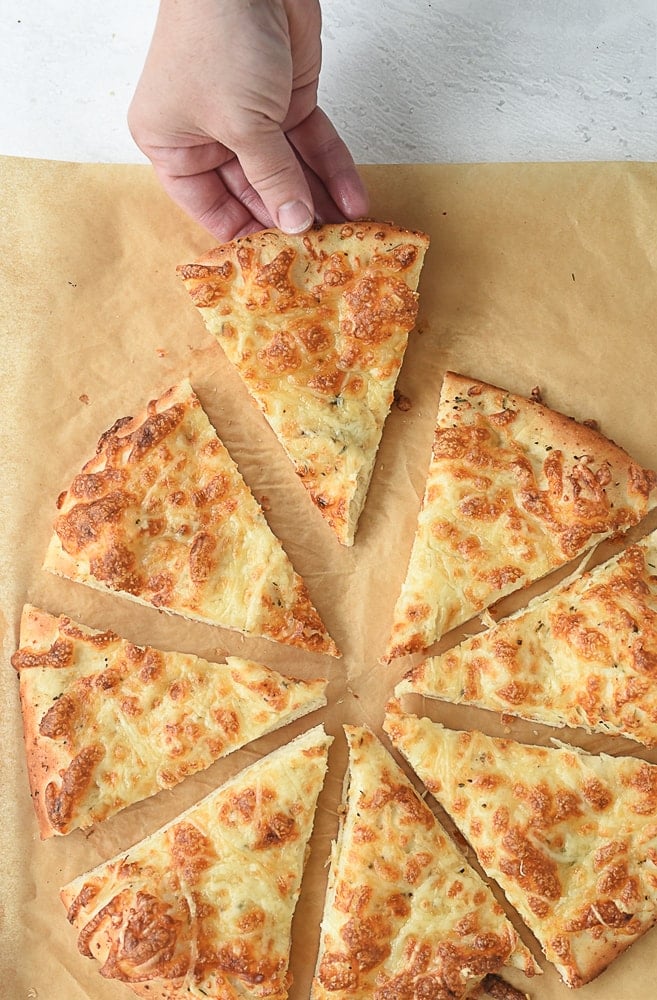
[2,156,657,999]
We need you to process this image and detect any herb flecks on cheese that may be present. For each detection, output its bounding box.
[43,381,338,656]
[385,371,657,659]
[385,705,657,988]
[61,726,332,1000]
[178,222,429,546]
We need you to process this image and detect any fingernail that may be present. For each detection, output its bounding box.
[277,200,314,234]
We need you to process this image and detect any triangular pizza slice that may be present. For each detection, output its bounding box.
[384,371,657,659]
[177,222,429,545]
[43,380,338,656]
[311,725,539,999]
[385,703,657,988]
[12,604,328,838]
[396,529,657,747]
[61,725,332,1000]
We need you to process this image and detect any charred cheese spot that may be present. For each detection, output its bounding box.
[188,531,216,583]
[45,743,105,832]
[501,829,562,901]
[342,275,418,345]
[565,899,634,932]
[318,953,358,991]
[295,322,331,353]
[12,636,74,671]
[69,468,127,500]
[581,777,613,812]
[254,811,297,850]
[257,330,302,374]
[170,822,216,884]
[127,406,186,463]
[39,691,78,740]
[212,707,240,735]
[55,491,134,555]
[94,889,189,982]
[89,543,144,594]
[340,914,391,971]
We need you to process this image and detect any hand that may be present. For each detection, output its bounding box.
[128,0,369,241]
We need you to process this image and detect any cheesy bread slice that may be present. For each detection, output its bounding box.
[396,530,657,747]
[61,725,332,1000]
[177,222,429,546]
[43,380,338,656]
[311,726,539,999]
[12,604,328,838]
[385,372,657,659]
[384,704,657,989]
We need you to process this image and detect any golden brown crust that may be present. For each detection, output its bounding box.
[43,381,338,656]
[12,605,327,838]
[178,222,430,545]
[396,529,657,746]
[311,726,539,999]
[385,371,657,659]
[385,706,657,988]
[61,727,332,1000]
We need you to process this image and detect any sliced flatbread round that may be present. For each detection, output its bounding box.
[312,725,539,999]
[61,726,332,1000]
[43,380,338,656]
[397,530,657,746]
[385,371,657,659]
[12,604,327,838]
[177,222,430,545]
[385,704,657,989]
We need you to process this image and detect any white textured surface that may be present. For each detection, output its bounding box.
[0,0,655,164]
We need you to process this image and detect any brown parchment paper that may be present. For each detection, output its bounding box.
[2,156,657,1000]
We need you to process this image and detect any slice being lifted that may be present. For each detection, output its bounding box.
[43,381,338,656]
[396,530,657,747]
[61,726,332,1000]
[12,604,328,838]
[385,704,657,989]
[312,725,539,999]
[385,372,657,659]
[177,222,429,545]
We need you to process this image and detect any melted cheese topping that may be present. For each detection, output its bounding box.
[385,372,657,659]
[61,726,331,1000]
[312,727,538,999]
[178,223,429,545]
[12,606,327,837]
[384,706,657,988]
[397,532,657,746]
[43,381,338,656]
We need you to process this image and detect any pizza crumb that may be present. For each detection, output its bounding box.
[530,385,543,403]
[583,418,600,431]
[78,393,90,405]
[394,389,413,412]
[156,347,168,359]
[259,495,272,511]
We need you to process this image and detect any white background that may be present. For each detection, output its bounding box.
[1,0,655,165]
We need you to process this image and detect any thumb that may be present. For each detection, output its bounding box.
[234,121,315,234]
